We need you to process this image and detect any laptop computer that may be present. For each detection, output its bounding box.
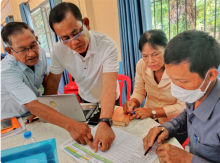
[37,94,98,122]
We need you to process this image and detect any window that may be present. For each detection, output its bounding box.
[31,1,56,58]
[151,0,220,44]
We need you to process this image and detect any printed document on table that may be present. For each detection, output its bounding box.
[60,127,158,163]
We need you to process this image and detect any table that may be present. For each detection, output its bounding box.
[1,117,182,163]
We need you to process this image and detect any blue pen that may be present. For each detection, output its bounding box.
[195,136,199,145]
[131,110,136,115]
[25,117,39,123]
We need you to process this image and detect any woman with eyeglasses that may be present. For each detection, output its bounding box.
[123,29,186,125]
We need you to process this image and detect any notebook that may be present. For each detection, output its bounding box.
[1,118,26,139]
[112,107,131,126]
[1,117,21,135]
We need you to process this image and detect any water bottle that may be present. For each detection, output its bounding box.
[23,131,36,145]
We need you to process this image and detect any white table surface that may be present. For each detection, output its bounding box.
[1,116,182,163]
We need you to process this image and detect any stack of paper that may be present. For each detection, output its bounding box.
[1,118,26,139]
[60,127,158,163]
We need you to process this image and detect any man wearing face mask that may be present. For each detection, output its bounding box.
[44,2,120,152]
[143,30,220,163]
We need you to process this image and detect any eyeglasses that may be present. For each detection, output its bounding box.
[142,53,160,61]
[61,22,84,45]
[10,41,40,56]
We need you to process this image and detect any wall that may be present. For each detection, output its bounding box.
[84,0,121,61]
[57,0,122,61]
[1,41,4,54]
[1,0,10,53]
[1,0,122,61]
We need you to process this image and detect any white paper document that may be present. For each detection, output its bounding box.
[60,127,158,163]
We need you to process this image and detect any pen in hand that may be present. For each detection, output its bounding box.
[131,110,136,115]
[143,127,165,158]
[25,117,39,124]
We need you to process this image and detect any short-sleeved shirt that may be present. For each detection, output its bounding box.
[1,47,49,119]
[161,77,220,163]
[50,30,120,103]
[130,59,186,124]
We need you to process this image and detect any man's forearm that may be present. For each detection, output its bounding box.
[44,72,62,95]
[100,73,117,119]
[100,86,116,118]
[160,109,188,137]
[25,100,74,131]
[192,155,212,163]
[42,74,49,88]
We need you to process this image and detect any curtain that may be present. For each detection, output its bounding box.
[19,3,34,29]
[5,16,14,24]
[48,0,69,94]
[140,0,152,32]
[117,0,152,105]
[48,0,61,42]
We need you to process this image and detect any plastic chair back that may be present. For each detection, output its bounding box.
[118,74,131,106]
[64,73,80,102]
[182,138,189,149]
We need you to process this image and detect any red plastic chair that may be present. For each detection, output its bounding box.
[118,74,131,106]
[64,73,131,105]
[64,73,81,102]
[182,138,189,149]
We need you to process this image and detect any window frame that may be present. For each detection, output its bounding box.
[151,0,220,44]
[31,0,56,58]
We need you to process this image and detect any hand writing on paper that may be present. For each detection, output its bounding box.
[130,107,152,120]
[25,115,40,124]
[68,121,94,149]
[143,127,169,151]
[156,144,193,163]
[123,101,136,114]
[93,122,115,152]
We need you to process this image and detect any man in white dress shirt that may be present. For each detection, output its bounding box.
[45,2,120,152]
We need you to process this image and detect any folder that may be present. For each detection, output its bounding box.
[112,107,131,126]
[1,117,21,135]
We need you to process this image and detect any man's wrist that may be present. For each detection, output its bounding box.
[100,111,114,119]
[99,121,111,128]
[65,119,77,132]
[99,118,113,127]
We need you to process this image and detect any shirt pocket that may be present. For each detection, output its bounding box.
[35,74,45,89]
[194,135,220,162]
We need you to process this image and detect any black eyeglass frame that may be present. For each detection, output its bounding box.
[10,40,41,55]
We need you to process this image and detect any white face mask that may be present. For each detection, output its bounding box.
[171,71,211,103]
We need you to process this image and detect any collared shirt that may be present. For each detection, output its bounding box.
[50,30,120,103]
[130,59,186,124]
[1,47,49,119]
[161,77,220,163]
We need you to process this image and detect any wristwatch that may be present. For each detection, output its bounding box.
[152,110,157,119]
[99,118,113,127]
